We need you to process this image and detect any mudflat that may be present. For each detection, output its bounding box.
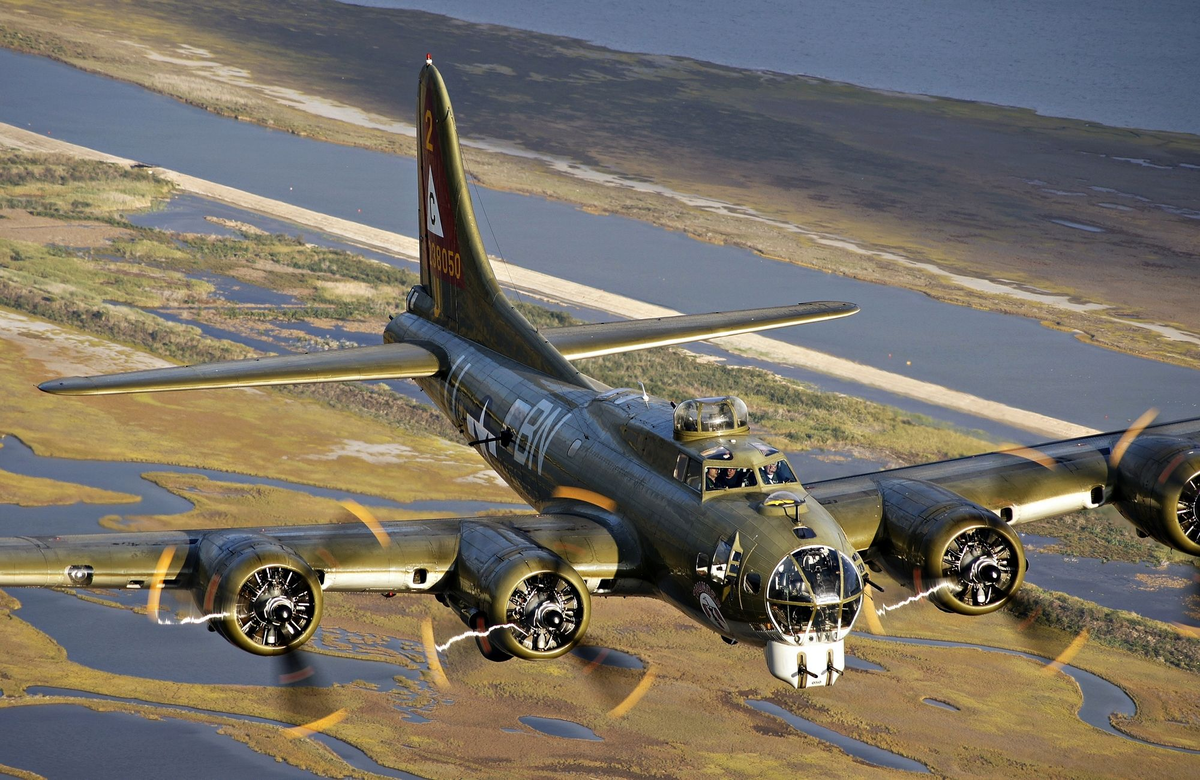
[1,0,1197,369]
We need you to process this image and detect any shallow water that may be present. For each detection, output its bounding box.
[152,307,285,355]
[746,699,929,772]
[340,1,1200,134]
[1020,533,1199,625]
[20,689,427,779]
[187,270,301,307]
[0,703,324,779]
[518,715,603,741]
[14,588,416,690]
[3,49,1197,433]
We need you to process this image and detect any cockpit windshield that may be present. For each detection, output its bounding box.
[766,546,863,643]
[704,466,756,491]
[758,459,797,486]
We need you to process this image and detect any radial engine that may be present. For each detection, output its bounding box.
[195,532,324,656]
[877,479,1025,615]
[441,522,591,661]
[1112,436,1200,556]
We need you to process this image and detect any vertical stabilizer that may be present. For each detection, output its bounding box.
[416,60,583,384]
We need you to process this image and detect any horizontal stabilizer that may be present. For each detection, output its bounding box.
[544,301,858,360]
[39,342,442,396]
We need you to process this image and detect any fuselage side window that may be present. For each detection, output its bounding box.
[675,454,703,492]
[674,453,689,482]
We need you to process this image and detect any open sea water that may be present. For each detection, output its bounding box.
[342,0,1200,135]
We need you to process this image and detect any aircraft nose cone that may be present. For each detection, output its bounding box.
[272,603,294,623]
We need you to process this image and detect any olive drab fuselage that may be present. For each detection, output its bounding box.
[387,312,856,646]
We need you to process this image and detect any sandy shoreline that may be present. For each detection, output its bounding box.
[0,123,1098,439]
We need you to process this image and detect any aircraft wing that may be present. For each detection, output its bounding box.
[0,512,632,659]
[544,301,858,360]
[37,342,442,395]
[0,513,624,590]
[806,416,1200,558]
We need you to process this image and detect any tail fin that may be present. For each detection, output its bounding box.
[416,61,583,384]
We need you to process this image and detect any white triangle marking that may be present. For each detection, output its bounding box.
[426,166,444,238]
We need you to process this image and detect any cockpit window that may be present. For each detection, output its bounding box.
[758,459,797,486]
[751,442,780,457]
[704,466,757,491]
[766,546,863,643]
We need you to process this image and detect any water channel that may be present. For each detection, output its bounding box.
[0,434,518,536]
[21,688,427,779]
[128,193,1040,443]
[745,699,929,773]
[3,48,1198,434]
[0,703,331,780]
[1019,534,1198,626]
[861,634,1200,757]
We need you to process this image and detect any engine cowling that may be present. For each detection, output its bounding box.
[451,523,590,660]
[1113,436,1200,556]
[879,479,1025,616]
[195,532,323,656]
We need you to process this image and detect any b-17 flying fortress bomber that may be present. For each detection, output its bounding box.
[5,59,1198,689]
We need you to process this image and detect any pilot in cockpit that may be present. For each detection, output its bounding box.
[722,467,749,489]
[759,460,797,485]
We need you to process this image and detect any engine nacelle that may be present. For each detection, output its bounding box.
[1113,436,1200,556]
[195,532,323,656]
[879,479,1025,616]
[450,522,590,660]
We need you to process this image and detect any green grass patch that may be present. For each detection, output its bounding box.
[1008,585,1200,673]
[0,152,170,218]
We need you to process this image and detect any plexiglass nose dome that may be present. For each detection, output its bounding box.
[767,545,864,643]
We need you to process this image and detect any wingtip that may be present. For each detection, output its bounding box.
[38,377,93,395]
